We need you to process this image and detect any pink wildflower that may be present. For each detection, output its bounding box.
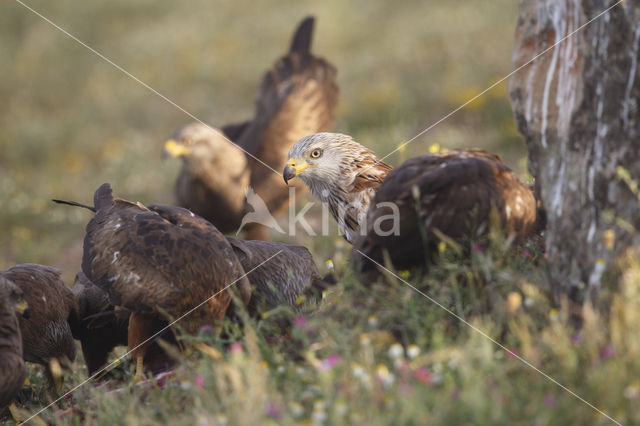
[230,342,243,356]
[319,353,340,372]
[293,315,311,333]
[600,344,616,360]
[412,367,433,386]
[265,403,281,419]
[194,375,204,389]
[544,394,556,408]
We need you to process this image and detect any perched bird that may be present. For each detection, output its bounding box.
[226,237,327,311]
[70,237,329,376]
[164,123,250,235]
[54,184,251,378]
[165,16,339,240]
[0,264,79,386]
[284,132,538,274]
[0,276,29,409]
[284,133,393,243]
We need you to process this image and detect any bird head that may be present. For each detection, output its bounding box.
[164,123,229,162]
[284,133,370,187]
[0,276,30,319]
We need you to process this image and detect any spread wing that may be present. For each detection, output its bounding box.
[233,16,339,213]
[81,185,249,334]
[354,150,537,272]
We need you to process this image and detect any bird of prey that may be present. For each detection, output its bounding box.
[71,271,128,376]
[0,264,79,386]
[284,132,538,273]
[54,183,251,378]
[0,276,29,409]
[69,237,329,376]
[165,16,339,240]
[71,271,180,377]
[226,237,327,311]
[284,133,393,243]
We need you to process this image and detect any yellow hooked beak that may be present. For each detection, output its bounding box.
[283,158,315,184]
[164,139,191,158]
[14,299,30,319]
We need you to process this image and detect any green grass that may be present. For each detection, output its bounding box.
[0,0,524,280]
[11,242,640,425]
[2,1,636,425]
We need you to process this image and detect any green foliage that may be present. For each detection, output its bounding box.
[0,0,524,279]
[3,1,636,425]
[8,242,640,425]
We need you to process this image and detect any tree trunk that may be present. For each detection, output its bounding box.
[509,0,640,303]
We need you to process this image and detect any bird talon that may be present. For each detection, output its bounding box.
[9,402,25,423]
[134,356,145,383]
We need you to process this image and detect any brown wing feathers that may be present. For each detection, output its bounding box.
[237,18,338,238]
[166,16,338,241]
[354,150,538,274]
[226,237,323,310]
[0,264,79,368]
[0,277,27,408]
[80,188,250,333]
[352,160,393,192]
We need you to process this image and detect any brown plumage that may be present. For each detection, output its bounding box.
[285,133,393,243]
[70,237,328,375]
[354,150,538,273]
[71,271,189,377]
[0,276,28,408]
[0,264,79,371]
[226,237,325,311]
[285,133,538,275]
[55,183,251,376]
[71,271,128,375]
[165,16,339,240]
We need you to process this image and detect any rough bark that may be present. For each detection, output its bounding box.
[509,0,640,303]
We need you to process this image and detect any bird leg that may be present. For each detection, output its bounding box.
[128,312,155,382]
[46,357,64,393]
[8,402,22,422]
[9,402,46,426]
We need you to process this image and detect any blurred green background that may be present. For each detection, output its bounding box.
[0,0,526,281]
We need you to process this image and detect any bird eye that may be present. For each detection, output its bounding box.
[310,149,322,159]
[185,138,193,145]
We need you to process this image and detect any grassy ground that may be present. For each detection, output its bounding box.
[12,244,640,425]
[1,1,637,425]
[0,0,524,279]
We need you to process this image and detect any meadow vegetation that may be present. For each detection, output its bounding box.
[1,1,637,424]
